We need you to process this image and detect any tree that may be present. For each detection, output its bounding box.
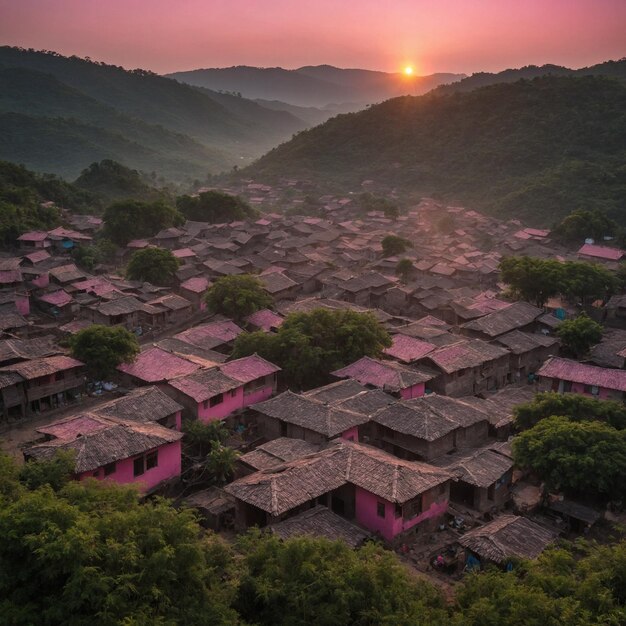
[499,256,562,307]
[514,391,626,431]
[395,258,414,281]
[560,261,617,303]
[205,274,273,321]
[183,420,229,458]
[126,247,179,285]
[233,532,448,626]
[556,313,603,358]
[176,190,258,223]
[232,308,392,389]
[18,450,75,491]
[103,199,183,245]
[382,234,411,257]
[205,444,239,485]
[69,324,139,380]
[357,193,399,219]
[512,416,626,500]
[553,208,618,244]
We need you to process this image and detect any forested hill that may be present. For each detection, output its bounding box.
[0,47,307,181]
[244,75,626,225]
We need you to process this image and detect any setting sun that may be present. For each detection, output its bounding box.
[403,65,414,76]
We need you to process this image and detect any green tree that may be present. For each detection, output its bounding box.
[69,324,139,380]
[18,450,75,491]
[183,420,229,458]
[103,199,183,245]
[205,444,239,485]
[232,308,392,389]
[382,234,411,257]
[553,208,618,244]
[395,258,414,281]
[499,256,562,307]
[512,416,626,500]
[561,261,617,303]
[357,193,400,219]
[177,190,258,223]
[514,392,626,431]
[556,313,603,358]
[234,532,448,626]
[126,247,179,285]
[205,274,273,321]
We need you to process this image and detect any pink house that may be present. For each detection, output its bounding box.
[577,243,625,263]
[24,413,183,493]
[17,231,50,250]
[179,276,210,311]
[383,334,436,364]
[537,356,626,400]
[225,440,452,542]
[174,320,244,352]
[117,347,202,386]
[245,308,284,332]
[331,356,435,399]
[165,354,280,423]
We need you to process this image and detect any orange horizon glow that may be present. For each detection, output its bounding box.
[403,66,414,76]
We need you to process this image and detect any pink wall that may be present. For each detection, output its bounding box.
[557,379,617,400]
[197,381,275,424]
[174,410,182,430]
[354,486,448,541]
[78,440,181,492]
[341,426,359,442]
[400,382,425,400]
[15,295,30,316]
[32,273,50,288]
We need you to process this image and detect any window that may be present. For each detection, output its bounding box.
[104,462,116,476]
[209,394,223,407]
[591,385,599,396]
[376,502,386,518]
[563,380,573,393]
[146,451,158,470]
[230,388,237,397]
[133,457,145,477]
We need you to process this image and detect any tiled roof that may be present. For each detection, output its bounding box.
[577,243,624,261]
[384,334,436,363]
[537,356,626,392]
[220,354,280,384]
[117,347,200,383]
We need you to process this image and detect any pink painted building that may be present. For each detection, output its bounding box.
[225,440,452,542]
[174,319,244,353]
[245,308,284,333]
[331,356,434,399]
[24,413,183,493]
[383,334,436,364]
[165,354,280,423]
[179,276,210,311]
[537,356,626,400]
[17,231,50,250]
[117,347,202,386]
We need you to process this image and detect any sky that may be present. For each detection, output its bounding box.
[1,0,624,75]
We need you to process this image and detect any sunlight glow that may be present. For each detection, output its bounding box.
[403,66,414,76]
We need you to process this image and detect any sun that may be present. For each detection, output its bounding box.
[403,65,414,76]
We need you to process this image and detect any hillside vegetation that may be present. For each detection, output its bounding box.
[0,47,307,180]
[245,75,626,225]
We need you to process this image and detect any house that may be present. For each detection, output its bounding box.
[179,276,210,311]
[0,355,85,418]
[458,515,557,568]
[238,437,320,474]
[383,334,437,364]
[165,355,280,423]
[245,308,284,332]
[432,445,514,512]
[417,340,511,397]
[460,301,543,340]
[117,347,201,386]
[174,320,244,353]
[183,487,236,531]
[46,227,92,250]
[86,295,160,331]
[0,336,59,367]
[34,289,78,319]
[260,271,299,301]
[366,394,490,461]
[494,330,559,381]
[302,379,395,416]
[252,390,369,443]
[577,243,624,264]
[147,294,193,325]
[604,294,626,329]
[17,231,50,251]
[536,356,626,400]
[24,413,183,493]
[225,439,452,543]
[331,356,435,399]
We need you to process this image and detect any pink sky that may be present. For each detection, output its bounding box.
[1,0,624,74]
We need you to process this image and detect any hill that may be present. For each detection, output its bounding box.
[166,64,464,107]
[0,47,308,180]
[243,75,626,226]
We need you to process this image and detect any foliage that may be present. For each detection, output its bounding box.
[234,531,448,626]
[499,256,617,306]
[381,234,411,257]
[205,444,239,485]
[512,416,626,500]
[556,313,603,358]
[232,308,392,389]
[246,75,626,226]
[18,451,76,491]
[357,192,399,219]
[103,199,183,245]
[69,324,139,380]
[205,274,273,321]
[514,392,626,431]
[183,420,229,458]
[177,190,258,223]
[126,247,180,285]
[553,208,619,244]
[452,541,626,626]
[73,237,117,271]
[395,258,414,281]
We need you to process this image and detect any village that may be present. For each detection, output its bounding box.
[2,181,625,587]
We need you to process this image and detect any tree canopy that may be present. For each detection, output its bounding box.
[382,234,411,257]
[176,190,258,223]
[552,208,620,244]
[232,308,392,389]
[103,199,184,245]
[556,313,603,358]
[395,258,414,281]
[512,416,626,501]
[205,274,273,321]
[357,192,399,219]
[69,324,140,380]
[126,247,179,285]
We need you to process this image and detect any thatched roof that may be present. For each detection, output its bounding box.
[461,302,543,338]
[271,505,370,547]
[458,515,557,564]
[433,445,513,488]
[239,438,320,471]
[95,386,183,423]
